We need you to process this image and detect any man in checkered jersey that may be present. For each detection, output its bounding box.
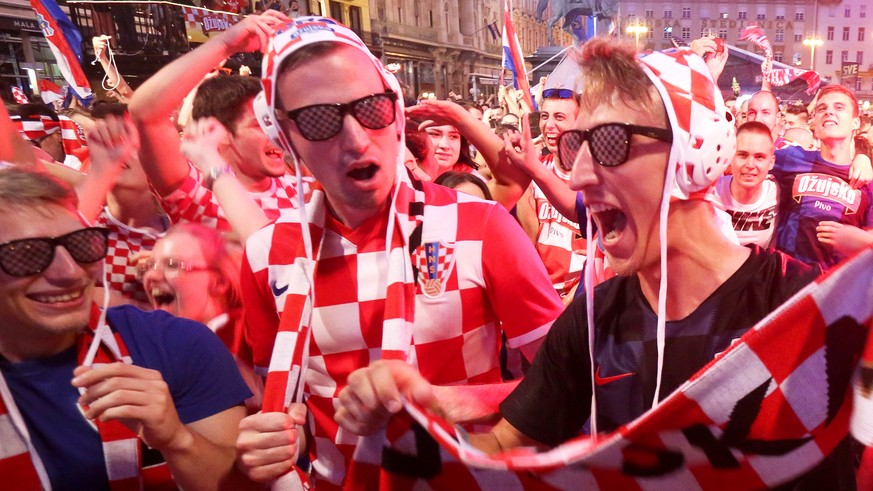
[233,16,563,489]
[129,11,304,237]
[340,38,855,487]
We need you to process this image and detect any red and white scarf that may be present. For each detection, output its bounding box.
[0,304,167,491]
[404,245,873,489]
[261,172,425,488]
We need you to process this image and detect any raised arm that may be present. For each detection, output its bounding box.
[180,117,269,241]
[76,115,140,221]
[92,35,134,102]
[128,11,289,196]
[406,100,531,209]
[503,115,577,219]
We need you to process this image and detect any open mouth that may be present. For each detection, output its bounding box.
[590,204,627,245]
[150,288,176,307]
[29,289,85,304]
[348,164,378,181]
[264,148,284,160]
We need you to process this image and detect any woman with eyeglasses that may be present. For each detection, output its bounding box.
[137,222,262,406]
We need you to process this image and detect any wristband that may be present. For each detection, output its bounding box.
[203,164,234,190]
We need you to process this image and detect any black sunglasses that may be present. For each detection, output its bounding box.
[542,88,575,99]
[556,122,673,171]
[0,227,109,277]
[284,91,398,141]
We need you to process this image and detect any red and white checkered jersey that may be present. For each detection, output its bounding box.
[530,154,586,297]
[97,207,167,304]
[241,182,563,488]
[158,164,307,231]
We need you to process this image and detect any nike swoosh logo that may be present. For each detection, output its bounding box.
[270,281,289,296]
[594,366,635,386]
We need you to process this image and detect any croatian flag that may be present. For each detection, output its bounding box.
[38,79,64,105]
[29,0,92,102]
[502,0,534,111]
[11,86,28,104]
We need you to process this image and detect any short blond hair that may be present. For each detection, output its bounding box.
[576,37,665,126]
[0,167,78,213]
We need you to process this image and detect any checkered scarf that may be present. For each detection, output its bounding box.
[740,26,822,95]
[261,172,425,487]
[0,304,150,490]
[10,114,88,170]
[404,245,873,489]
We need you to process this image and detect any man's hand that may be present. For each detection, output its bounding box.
[335,360,436,436]
[181,117,229,174]
[690,37,728,83]
[72,363,190,452]
[236,404,307,482]
[407,99,470,131]
[502,114,540,177]
[218,10,289,55]
[849,153,873,189]
[817,221,873,256]
[92,35,112,62]
[86,115,140,175]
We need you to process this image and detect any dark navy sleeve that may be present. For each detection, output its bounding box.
[499,296,592,447]
[108,306,252,424]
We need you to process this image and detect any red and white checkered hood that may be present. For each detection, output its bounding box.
[638,48,735,201]
[260,16,404,158]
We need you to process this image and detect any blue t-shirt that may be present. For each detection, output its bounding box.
[0,305,252,491]
[773,146,873,269]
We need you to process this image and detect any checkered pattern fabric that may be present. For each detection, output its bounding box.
[10,114,87,170]
[638,48,735,201]
[530,154,585,297]
[97,208,164,304]
[158,163,305,232]
[0,304,163,491]
[242,178,562,488]
[181,6,239,32]
[404,245,873,489]
[740,26,822,95]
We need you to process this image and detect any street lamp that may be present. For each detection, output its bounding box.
[802,37,823,71]
[626,21,648,47]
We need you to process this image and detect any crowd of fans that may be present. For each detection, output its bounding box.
[1,10,873,490]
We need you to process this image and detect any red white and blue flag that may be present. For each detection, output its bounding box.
[29,0,92,102]
[502,0,534,111]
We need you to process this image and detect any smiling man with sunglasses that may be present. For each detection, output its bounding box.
[233,16,563,489]
[0,168,255,489]
[337,37,854,487]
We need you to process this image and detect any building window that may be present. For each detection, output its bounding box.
[861,5,867,18]
[664,8,672,18]
[348,6,362,34]
[858,51,864,65]
[738,10,747,20]
[718,29,728,39]
[794,11,804,21]
[793,52,802,66]
[859,28,866,42]
[775,29,784,42]
[856,78,862,91]
[826,50,833,64]
[845,7,851,17]
[794,33,803,42]
[842,50,848,62]
[843,27,850,41]
[646,27,653,39]
[827,26,834,40]
[329,1,343,22]
[776,7,785,20]
[663,27,673,39]
[756,13,765,20]
[774,52,783,62]
[720,11,729,20]
[682,7,691,18]
[645,9,654,18]
[681,27,691,39]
